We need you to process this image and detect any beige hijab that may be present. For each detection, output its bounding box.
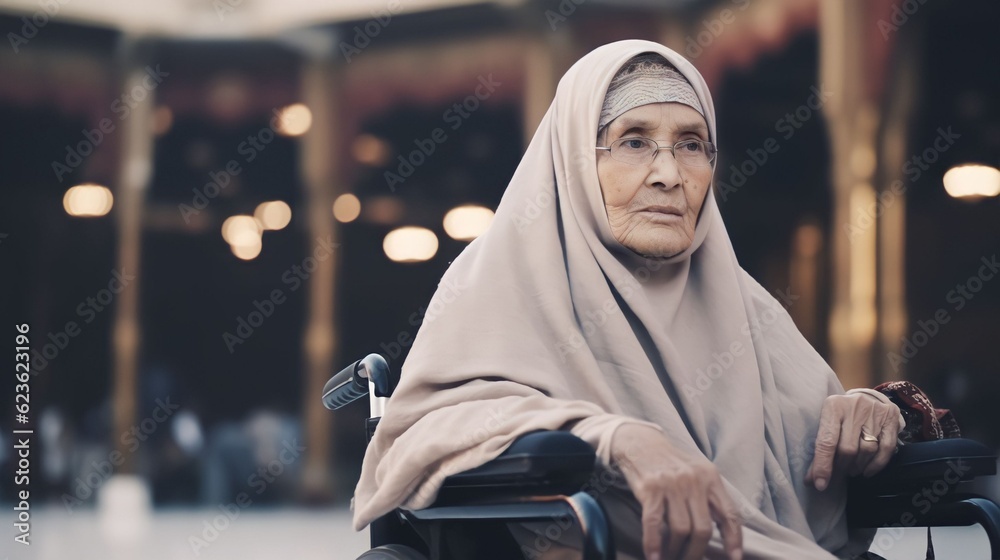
[352,39,851,558]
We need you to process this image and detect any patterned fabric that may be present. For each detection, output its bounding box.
[873,381,961,443]
[872,382,959,559]
[598,53,705,130]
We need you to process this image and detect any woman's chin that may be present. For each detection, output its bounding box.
[621,230,693,259]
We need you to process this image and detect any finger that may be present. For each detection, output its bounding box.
[864,414,900,477]
[853,430,879,476]
[836,407,861,475]
[851,402,888,475]
[681,489,712,560]
[641,498,666,560]
[808,403,841,491]
[851,404,881,475]
[664,494,692,560]
[709,485,743,560]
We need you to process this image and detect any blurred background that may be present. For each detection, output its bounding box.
[0,0,997,558]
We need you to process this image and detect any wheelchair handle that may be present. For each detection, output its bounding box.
[322,353,392,410]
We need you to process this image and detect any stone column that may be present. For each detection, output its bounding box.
[299,53,341,499]
[111,38,155,470]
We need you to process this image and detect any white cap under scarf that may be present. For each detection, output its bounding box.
[598,53,706,132]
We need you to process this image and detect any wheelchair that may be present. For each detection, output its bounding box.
[324,354,1000,559]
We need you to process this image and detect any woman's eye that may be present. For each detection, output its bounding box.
[678,140,701,152]
[622,138,647,150]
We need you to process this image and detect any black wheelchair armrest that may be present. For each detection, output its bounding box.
[402,431,614,560]
[432,430,597,505]
[847,438,999,533]
[858,438,997,494]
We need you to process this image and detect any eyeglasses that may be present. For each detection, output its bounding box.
[596,137,718,167]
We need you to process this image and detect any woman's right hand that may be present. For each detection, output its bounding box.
[609,423,743,560]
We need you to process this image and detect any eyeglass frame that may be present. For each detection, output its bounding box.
[595,137,719,168]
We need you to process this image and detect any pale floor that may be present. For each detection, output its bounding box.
[0,507,991,559]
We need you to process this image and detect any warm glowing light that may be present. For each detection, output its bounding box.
[364,196,405,225]
[152,106,173,136]
[231,237,263,260]
[224,214,263,260]
[351,134,391,166]
[793,223,823,258]
[943,164,1000,198]
[443,205,494,241]
[222,215,261,245]
[63,183,113,217]
[275,103,312,137]
[383,227,438,263]
[333,194,361,223]
[254,200,292,230]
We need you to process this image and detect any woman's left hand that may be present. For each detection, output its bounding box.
[806,393,902,491]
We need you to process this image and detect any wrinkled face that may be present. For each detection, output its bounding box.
[597,102,714,258]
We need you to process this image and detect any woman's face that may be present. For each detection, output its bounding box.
[596,102,713,258]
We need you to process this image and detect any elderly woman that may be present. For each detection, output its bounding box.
[351,40,905,560]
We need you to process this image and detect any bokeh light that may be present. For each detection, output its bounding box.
[221,215,262,245]
[254,200,292,230]
[443,204,494,241]
[63,183,114,217]
[383,226,438,263]
[943,164,1000,198]
[351,134,391,166]
[333,194,361,223]
[230,235,263,260]
[275,103,312,137]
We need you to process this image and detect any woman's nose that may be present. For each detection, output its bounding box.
[647,148,683,189]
